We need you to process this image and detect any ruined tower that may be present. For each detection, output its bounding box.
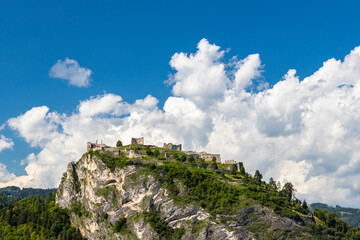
[131,137,144,145]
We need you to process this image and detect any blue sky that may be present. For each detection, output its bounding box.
[1,0,359,121]
[2,0,360,206]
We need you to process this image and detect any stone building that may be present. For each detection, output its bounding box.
[199,152,221,163]
[87,140,121,155]
[183,151,221,163]
[163,143,182,151]
[224,160,244,172]
[122,148,143,159]
[131,137,144,145]
[128,149,142,158]
[86,137,227,165]
[182,151,200,158]
[224,160,236,164]
[87,140,111,151]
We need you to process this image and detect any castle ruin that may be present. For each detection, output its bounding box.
[199,152,221,163]
[224,160,243,172]
[182,151,221,163]
[163,143,182,151]
[87,140,111,152]
[131,137,144,145]
[86,137,238,166]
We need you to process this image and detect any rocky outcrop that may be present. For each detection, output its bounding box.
[56,154,306,240]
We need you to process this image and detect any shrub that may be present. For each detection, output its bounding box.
[153,149,160,157]
[116,140,123,147]
[114,217,127,232]
[143,207,184,239]
[146,147,153,156]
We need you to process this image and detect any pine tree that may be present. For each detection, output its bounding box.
[269,177,277,190]
[240,165,246,175]
[302,200,308,211]
[254,170,263,185]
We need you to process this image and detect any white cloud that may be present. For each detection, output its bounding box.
[49,58,92,87]
[8,106,61,148]
[78,94,125,117]
[234,53,262,91]
[169,38,228,109]
[20,153,36,166]
[0,135,14,152]
[0,163,16,183]
[3,39,360,207]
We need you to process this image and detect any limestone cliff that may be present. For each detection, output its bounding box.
[56,152,311,240]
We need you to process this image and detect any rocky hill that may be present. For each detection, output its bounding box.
[56,145,360,239]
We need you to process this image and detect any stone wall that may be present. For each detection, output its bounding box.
[128,150,142,158]
[163,143,182,151]
[225,161,244,172]
[131,137,144,145]
[87,141,111,152]
[199,152,221,163]
[224,160,236,164]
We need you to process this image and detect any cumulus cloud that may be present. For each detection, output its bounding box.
[3,39,360,207]
[234,53,262,91]
[0,135,14,152]
[49,58,92,87]
[8,106,62,148]
[0,163,16,183]
[169,38,228,109]
[78,94,125,117]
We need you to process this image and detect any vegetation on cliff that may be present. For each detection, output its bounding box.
[82,144,360,239]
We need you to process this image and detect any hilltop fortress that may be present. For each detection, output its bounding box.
[87,137,242,170]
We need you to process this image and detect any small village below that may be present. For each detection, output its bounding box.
[87,137,244,172]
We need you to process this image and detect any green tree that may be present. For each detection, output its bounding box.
[114,217,127,232]
[243,173,250,183]
[180,155,186,162]
[281,182,295,201]
[302,199,308,211]
[254,170,263,184]
[116,140,123,147]
[153,149,160,157]
[240,165,245,175]
[188,155,195,164]
[269,177,277,190]
[211,158,218,170]
[231,167,237,175]
[199,159,207,169]
[146,147,153,156]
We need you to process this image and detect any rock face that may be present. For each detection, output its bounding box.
[56,154,306,240]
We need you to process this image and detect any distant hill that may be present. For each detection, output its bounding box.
[0,186,82,239]
[310,203,360,228]
[0,186,57,206]
[0,192,83,239]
